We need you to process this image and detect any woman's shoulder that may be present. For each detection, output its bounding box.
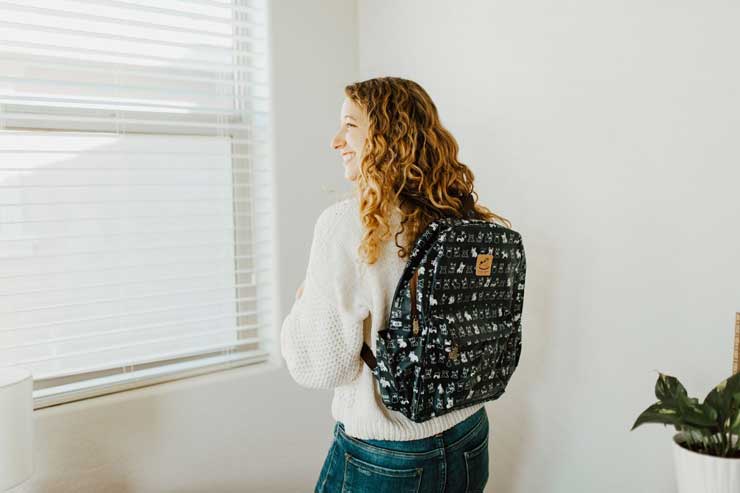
[314,195,362,242]
[317,195,358,223]
[314,195,404,267]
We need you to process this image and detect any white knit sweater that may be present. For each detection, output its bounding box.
[280,195,484,441]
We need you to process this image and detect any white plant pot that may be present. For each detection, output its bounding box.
[673,432,740,493]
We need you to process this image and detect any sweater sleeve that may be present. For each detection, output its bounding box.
[280,203,370,390]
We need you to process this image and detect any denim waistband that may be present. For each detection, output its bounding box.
[336,406,487,452]
[438,406,487,447]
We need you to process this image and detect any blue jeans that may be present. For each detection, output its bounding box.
[314,407,490,493]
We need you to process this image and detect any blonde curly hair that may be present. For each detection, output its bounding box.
[345,77,511,265]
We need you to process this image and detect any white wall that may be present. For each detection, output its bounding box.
[357,1,740,492]
[22,1,740,492]
[24,1,359,491]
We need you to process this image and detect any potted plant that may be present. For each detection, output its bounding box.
[632,371,740,493]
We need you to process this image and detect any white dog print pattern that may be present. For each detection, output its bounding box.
[370,218,527,422]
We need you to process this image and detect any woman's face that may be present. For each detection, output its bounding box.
[330,97,369,182]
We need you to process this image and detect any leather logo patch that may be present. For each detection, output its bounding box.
[475,254,493,276]
[449,346,459,361]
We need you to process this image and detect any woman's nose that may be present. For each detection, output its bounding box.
[331,131,344,150]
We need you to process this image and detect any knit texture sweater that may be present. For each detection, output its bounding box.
[280,195,484,441]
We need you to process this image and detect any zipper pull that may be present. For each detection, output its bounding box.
[412,317,420,336]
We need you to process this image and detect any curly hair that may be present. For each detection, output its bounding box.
[344,76,511,265]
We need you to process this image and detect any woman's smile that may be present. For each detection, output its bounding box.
[331,97,368,182]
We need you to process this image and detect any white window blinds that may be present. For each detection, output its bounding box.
[0,0,274,409]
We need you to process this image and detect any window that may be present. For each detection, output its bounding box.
[0,0,274,409]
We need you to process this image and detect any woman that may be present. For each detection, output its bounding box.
[280,77,512,493]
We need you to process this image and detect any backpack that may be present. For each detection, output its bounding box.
[360,195,526,423]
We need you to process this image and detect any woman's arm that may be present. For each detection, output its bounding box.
[280,202,369,390]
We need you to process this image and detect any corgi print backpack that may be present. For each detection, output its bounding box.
[360,194,527,423]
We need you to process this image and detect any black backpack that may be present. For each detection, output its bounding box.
[360,196,526,423]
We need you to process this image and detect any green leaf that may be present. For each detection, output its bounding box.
[677,398,718,429]
[705,373,740,433]
[631,402,682,431]
[634,372,740,441]
[727,392,740,434]
[729,409,740,434]
[656,373,688,403]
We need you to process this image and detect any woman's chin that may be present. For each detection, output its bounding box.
[344,165,359,182]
